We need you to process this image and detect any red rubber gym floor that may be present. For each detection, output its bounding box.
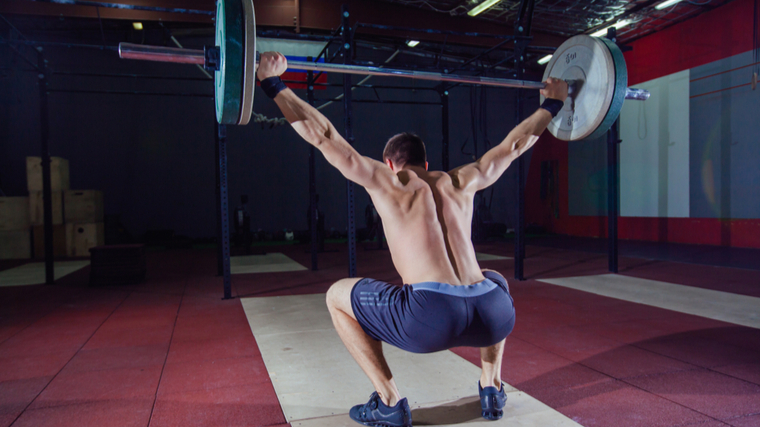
[1,242,759,427]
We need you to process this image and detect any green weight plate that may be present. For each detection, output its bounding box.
[238,0,256,125]
[215,0,244,124]
[585,37,627,140]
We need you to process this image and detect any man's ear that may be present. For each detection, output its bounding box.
[385,159,394,171]
[425,161,429,171]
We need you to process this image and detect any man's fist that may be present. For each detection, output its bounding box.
[540,77,568,101]
[257,51,288,80]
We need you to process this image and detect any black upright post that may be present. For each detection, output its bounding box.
[214,122,224,277]
[440,85,450,171]
[216,122,233,299]
[37,47,54,285]
[512,0,535,281]
[307,63,319,271]
[607,28,620,274]
[513,38,527,282]
[342,5,357,278]
[607,120,620,273]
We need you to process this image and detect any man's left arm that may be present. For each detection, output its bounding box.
[258,52,391,191]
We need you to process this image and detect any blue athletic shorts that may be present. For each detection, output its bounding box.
[350,270,515,354]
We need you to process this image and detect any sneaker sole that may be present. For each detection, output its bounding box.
[482,409,504,420]
[353,422,412,427]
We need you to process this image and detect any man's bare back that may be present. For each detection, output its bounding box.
[369,167,485,286]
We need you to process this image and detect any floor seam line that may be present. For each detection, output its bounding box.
[615,376,727,424]
[7,289,132,427]
[0,287,88,347]
[146,277,187,427]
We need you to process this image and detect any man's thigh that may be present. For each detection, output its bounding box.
[326,277,364,320]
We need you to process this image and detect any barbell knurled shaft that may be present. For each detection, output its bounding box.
[117,43,650,99]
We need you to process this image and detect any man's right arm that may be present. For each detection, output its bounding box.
[258,52,392,191]
[449,78,567,192]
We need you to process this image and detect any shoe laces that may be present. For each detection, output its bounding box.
[361,393,380,418]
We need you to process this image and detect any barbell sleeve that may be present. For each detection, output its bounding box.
[118,42,650,100]
[119,43,205,65]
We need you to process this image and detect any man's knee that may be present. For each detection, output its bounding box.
[326,278,362,313]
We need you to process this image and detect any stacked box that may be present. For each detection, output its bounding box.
[89,245,146,286]
[64,190,104,223]
[24,157,107,260]
[0,197,30,231]
[29,191,64,225]
[26,157,70,192]
[0,230,32,260]
[0,197,32,259]
[66,223,105,257]
[33,225,67,258]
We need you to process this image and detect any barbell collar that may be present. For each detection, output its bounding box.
[117,42,650,100]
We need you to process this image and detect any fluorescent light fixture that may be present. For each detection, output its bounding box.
[538,54,552,65]
[655,0,683,9]
[406,40,420,47]
[590,20,631,37]
[132,22,143,30]
[468,0,501,17]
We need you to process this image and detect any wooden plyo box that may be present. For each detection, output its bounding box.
[0,197,30,231]
[26,157,70,192]
[29,191,64,226]
[0,229,32,260]
[66,223,105,257]
[64,190,104,223]
[32,225,67,259]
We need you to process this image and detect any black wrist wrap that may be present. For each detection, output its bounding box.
[261,76,287,99]
[540,98,565,118]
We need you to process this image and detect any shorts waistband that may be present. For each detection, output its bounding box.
[411,279,498,297]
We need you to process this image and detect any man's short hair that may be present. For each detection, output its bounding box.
[382,132,427,168]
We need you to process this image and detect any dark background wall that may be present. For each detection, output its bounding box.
[0,40,536,240]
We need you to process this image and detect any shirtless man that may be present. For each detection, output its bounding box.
[258,52,568,427]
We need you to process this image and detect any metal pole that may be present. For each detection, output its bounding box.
[37,47,54,285]
[216,123,233,299]
[440,85,450,171]
[607,28,619,274]
[118,43,650,100]
[307,63,319,271]
[215,121,223,277]
[513,38,528,282]
[342,5,357,278]
[607,119,620,273]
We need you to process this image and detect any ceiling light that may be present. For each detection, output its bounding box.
[132,22,143,30]
[590,20,631,37]
[655,0,683,10]
[406,40,420,47]
[537,54,552,65]
[467,0,502,17]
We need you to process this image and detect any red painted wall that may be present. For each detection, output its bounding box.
[525,0,760,248]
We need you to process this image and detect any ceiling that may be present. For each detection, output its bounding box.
[0,0,740,77]
[375,0,736,42]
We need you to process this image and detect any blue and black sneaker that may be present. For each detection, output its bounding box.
[478,381,507,420]
[349,392,412,427]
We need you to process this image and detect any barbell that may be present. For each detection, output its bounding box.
[117,0,650,141]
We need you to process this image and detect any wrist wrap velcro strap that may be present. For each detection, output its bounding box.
[540,98,565,118]
[261,76,287,99]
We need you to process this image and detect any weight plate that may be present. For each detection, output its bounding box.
[238,0,256,125]
[541,35,619,141]
[585,37,627,140]
[215,0,244,124]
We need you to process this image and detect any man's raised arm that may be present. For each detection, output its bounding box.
[257,52,389,191]
[449,78,568,192]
